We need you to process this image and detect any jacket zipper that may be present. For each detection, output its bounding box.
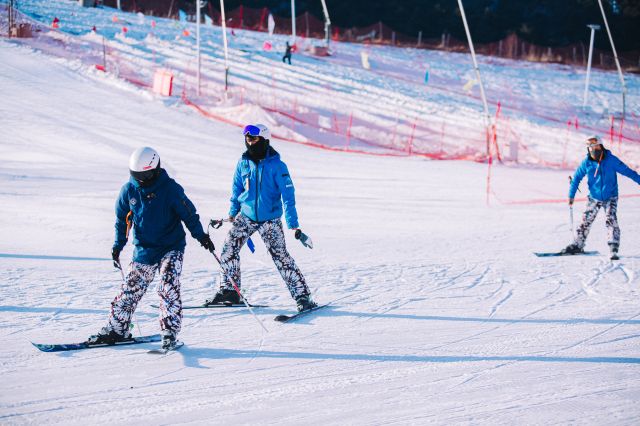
[254,163,261,221]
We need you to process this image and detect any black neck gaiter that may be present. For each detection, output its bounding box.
[246,139,269,162]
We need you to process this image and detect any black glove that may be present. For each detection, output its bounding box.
[111,247,121,269]
[199,234,215,253]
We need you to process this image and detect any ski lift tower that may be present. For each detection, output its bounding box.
[320,0,331,47]
[596,0,627,118]
[582,24,600,108]
[8,0,15,37]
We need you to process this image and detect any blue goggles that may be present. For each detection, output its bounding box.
[243,125,262,137]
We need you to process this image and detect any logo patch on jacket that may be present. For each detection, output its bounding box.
[129,198,137,206]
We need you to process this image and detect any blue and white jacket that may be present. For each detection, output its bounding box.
[113,169,206,265]
[569,150,640,201]
[229,147,299,229]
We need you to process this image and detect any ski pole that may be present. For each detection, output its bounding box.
[209,250,269,333]
[569,205,575,238]
[568,176,578,238]
[114,260,142,337]
[568,176,581,193]
[210,218,255,253]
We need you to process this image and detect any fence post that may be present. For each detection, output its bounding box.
[439,120,446,156]
[417,31,422,47]
[618,116,624,152]
[486,126,493,206]
[291,97,297,130]
[407,118,417,155]
[610,115,614,147]
[345,111,353,149]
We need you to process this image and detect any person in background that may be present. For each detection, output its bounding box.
[282,41,292,64]
[562,135,640,260]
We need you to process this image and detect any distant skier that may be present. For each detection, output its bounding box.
[561,135,640,259]
[205,124,316,312]
[282,41,292,65]
[88,147,215,350]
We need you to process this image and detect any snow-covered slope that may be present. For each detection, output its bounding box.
[7,0,640,168]
[1,3,640,425]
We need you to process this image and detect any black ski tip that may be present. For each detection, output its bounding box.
[148,341,184,354]
[274,314,291,322]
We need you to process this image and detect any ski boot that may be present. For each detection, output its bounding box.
[296,295,318,313]
[560,244,584,255]
[609,243,620,261]
[87,327,132,345]
[161,329,179,351]
[204,288,240,306]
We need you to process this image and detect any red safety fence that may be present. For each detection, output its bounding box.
[3,6,639,175]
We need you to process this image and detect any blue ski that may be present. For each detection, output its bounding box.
[32,334,161,352]
[534,251,599,257]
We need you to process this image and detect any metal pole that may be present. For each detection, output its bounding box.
[8,0,14,38]
[196,0,201,96]
[219,0,229,92]
[117,0,121,11]
[596,0,626,118]
[290,0,296,44]
[456,0,492,149]
[582,24,599,108]
[320,0,331,47]
[102,36,107,70]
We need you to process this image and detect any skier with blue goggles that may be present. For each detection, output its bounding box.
[205,124,317,312]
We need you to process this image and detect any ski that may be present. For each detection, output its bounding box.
[534,251,599,257]
[150,302,268,310]
[148,341,184,355]
[274,303,330,323]
[32,334,161,353]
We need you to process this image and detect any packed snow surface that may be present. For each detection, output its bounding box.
[1,1,640,424]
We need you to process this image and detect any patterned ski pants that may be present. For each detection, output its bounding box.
[219,214,310,300]
[574,197,620,249]
[106,250,183,336]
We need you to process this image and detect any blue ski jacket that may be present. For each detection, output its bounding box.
[569,150,640,201]
[113,169,206,265]
[229,146,299,229]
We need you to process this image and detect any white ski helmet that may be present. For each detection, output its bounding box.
[585,135,602,147]
[129,147,161,186]
[243,124,271,141]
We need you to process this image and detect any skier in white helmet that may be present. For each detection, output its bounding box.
[88,147,215,350]
[563,135,640,260]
